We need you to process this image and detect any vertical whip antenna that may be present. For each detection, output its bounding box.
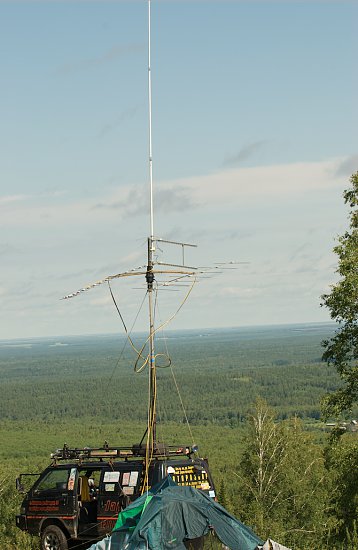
[148,0,154,239]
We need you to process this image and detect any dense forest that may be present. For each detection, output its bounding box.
[0,323,357,549]
[0,324,345,424]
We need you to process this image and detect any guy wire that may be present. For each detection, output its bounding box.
[108,280,147,359]
[106,283,148,391]
[155,304,196,447]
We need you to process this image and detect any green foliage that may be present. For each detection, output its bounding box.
[236,399,328,549]
[321,172,358,418]
[319,173,358,550]
[0,464,38,549]
[324,437,358,547]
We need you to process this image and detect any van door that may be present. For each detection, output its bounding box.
[97,465,143,537]
[77,468,102,538]
[29,467,77,537]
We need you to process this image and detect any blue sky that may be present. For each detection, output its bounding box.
[0,0,357,339]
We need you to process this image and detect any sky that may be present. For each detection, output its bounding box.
[0,0,357,340]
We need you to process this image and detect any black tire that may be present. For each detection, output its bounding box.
[41,525,69,550]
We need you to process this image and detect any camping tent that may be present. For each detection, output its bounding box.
[89,477,290,550]
[90,477,263,550]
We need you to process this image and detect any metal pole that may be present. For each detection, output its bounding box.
[146,0,156,450]
[148,0,154,240]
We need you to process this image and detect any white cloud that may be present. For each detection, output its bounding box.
[335,154,358,177]
[0,194,29,205]
[181,157,346,205]
[0,155,351,338]
[0,157,348,230]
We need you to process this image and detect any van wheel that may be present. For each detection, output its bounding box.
[41,525,68,550]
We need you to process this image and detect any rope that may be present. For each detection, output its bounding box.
[170,363,196,446]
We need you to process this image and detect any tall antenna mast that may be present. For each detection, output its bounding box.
[62,0,199,459]
[146,0,157,452]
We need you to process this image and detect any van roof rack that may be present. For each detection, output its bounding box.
[50,442,197,462]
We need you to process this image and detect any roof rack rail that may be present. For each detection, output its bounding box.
[51,442,196,462]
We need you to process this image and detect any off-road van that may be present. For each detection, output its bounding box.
[16,443,216,550]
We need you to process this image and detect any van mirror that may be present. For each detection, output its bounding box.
[16,477,25,493]
[16,473,40,494]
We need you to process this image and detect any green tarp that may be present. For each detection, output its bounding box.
[114,476,174,532]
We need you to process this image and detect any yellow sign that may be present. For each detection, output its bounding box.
[170,466,210,490]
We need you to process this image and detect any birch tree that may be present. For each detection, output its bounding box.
[237,399,327,548]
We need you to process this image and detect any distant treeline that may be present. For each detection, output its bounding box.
[0,324,351,425]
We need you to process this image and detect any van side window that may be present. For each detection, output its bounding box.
[35,470,70,493]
